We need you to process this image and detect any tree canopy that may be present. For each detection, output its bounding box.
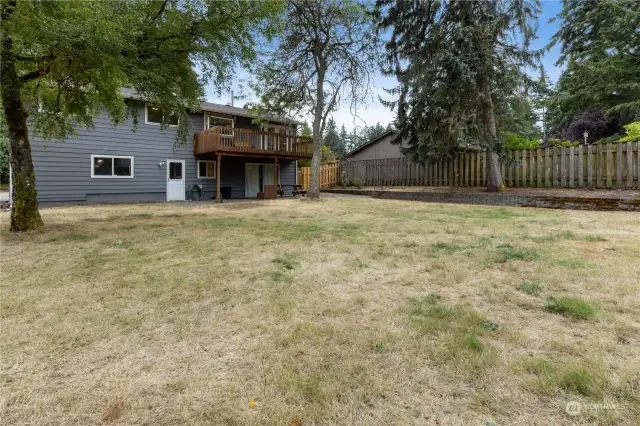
[251,0,381,197]
[1,0,281,230]
[548,0,640,133]
[376,0,541,191]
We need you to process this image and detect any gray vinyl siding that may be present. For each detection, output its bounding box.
[29,103,297,205]
[347,134,405,161]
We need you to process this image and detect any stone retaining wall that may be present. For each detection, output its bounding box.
[323,189,640,211]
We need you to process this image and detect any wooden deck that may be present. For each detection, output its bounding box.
[194,127,314,159]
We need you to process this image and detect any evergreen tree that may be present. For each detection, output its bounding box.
[376,0,541,191]
[532,65,553,141]
[300,122,312,137]
[324,117,346,158]
[339,124,349,153]
[549,0,640,130]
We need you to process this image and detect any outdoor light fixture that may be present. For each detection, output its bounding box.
[158,161,166,167]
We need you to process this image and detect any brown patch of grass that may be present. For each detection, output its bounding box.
[102,398,126,423]
[1,198,639,424]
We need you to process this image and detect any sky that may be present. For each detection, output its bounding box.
[205,0,565,133]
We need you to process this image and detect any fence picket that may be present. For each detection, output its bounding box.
[616,143,623,188]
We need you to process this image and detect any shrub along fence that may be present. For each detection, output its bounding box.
[339,142,640,189]
[298,161,340,189]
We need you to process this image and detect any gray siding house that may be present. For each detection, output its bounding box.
[29,93,312,206]
[345,130,405,161]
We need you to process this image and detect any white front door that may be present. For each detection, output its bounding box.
[245,163,260,198]
[166,159,185,201]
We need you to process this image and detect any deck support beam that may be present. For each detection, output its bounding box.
[216,153,221,201]
[274,157,278,185]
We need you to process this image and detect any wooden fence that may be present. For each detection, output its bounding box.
[340,142,640,189]
[298,161,340,189]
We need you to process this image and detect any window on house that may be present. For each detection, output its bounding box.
[146,105,178,126]
[206,115,234,136]
[197,160,216,179]
[91,155,133,178]
[169,162,183,180]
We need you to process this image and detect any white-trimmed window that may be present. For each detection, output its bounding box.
[145,104,178,126]
[205,114,234,136]
[197,160,216,179]
[91,155,134,178]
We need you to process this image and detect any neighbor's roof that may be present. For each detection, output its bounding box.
[120,88,301,125]
[346,129,398,157]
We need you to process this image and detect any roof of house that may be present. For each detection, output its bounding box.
[120,88,301,125]
[345,129,398,157]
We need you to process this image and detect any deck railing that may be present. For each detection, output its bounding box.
[194,126,314,158]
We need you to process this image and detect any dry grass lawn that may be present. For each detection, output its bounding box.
[1,197,639,425]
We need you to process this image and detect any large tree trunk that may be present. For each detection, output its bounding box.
[483,82,503,193]
[1,7,44,231]
[308,64,325,199]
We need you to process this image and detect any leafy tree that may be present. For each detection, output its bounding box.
[549,0,640,130]
[562,109,620,143]
[376,0,541,191]
[0,0,280,231]
[251,0,381,197]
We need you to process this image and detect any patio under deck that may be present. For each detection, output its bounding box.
[194,126,312,200]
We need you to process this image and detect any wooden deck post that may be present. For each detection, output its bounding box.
[274,157,278,185]
[216,153,221,201]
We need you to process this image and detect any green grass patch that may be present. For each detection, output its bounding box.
[544,296,597,320]
[279,223,325,241]
[522,357,609,397]
[130,212,153,218]
[408,293,496,370]
[47,232,94,243]
[585,234,608,242]
[517,282,542,295]
[465,334,485,352]
[199,217,244,229]
[273,253,299,270]
[489,244,538,263]
[552,258,589,269]
[430,242,466,257]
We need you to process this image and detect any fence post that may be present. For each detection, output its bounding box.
[626,142,633,188]
[606,143,613,188]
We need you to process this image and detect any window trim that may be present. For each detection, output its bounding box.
[204,113,234,131]
[145,104,178,127]
[90,155,134,179]
[197,160,217,179]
